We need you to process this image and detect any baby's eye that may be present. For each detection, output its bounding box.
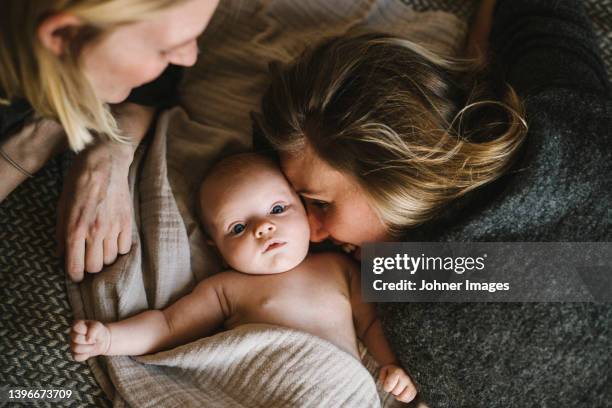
[231,223,246,235]
[271,204,286,214]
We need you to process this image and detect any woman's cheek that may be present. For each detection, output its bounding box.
[328,207,358,244]
[129,57,168,88]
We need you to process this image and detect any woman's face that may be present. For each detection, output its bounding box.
[280,144,393,257]
[79,0,218,103]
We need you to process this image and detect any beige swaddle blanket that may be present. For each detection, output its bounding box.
[68,1,466,406]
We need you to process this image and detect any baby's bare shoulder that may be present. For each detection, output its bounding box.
[193,270,246,292]
[306,252,356,278]
[308,251,354,266]
[192,270,247,316]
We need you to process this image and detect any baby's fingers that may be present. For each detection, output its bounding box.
[396,384,417,403]
[70,331,91,345]
[72,320,89,335]
[382,370,400,393]
[378,366,393,384]
[388,370,417,403]
[71,343,98,356]
[85,321,107,342]
[72,352,92,362]
[392,379,407,396]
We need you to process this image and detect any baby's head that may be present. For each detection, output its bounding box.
[198,153,310,275]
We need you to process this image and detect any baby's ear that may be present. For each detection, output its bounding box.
[206,238,216,246]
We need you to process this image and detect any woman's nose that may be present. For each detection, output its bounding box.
[307,212,329,242]
[168,41,199,67]
[255,221,276,238]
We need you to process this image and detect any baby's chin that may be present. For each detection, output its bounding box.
[233,243,309,275]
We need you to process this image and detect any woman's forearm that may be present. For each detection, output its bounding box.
[110,102,156,160]
[0,119,67,201]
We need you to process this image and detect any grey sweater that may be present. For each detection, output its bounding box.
[380,0,612,406]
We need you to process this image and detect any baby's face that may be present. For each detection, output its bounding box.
[201,160,310,275]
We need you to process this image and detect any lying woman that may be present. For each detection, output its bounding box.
[254,0,612,406]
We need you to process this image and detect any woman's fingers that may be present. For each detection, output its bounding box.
[63,188,99,280]
[66,231,86,282]
[117,222,132,255]
[57,142,133,280]
[103,235,119,266]
[67,213,127,278]
[85,234,105,274]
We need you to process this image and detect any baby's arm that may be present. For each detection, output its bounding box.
[71,276,227,361]
[347,260,417,403]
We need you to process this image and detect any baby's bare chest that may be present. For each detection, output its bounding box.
[227,266,352,329]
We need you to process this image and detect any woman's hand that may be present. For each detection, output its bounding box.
[57,140,134,281]
[57,102,155,282]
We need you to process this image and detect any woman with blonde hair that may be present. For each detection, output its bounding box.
[0,0,219,281]
[255,0,612,406]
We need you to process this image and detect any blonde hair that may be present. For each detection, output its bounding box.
[254,32,528,236]
[0,0,188,151]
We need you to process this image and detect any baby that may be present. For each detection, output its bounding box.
[70,153,417,403]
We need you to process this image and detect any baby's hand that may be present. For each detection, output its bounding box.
[379,364,417,403]
[70,320,111,362]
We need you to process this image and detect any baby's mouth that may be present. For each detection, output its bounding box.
[263,240,287,253]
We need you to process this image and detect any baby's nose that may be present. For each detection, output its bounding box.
[255,221,276,238]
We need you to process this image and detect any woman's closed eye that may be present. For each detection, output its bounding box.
[307,198,330,210]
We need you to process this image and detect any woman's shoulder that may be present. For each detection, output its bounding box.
[407,91,612,242]
[491,0,611,99]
